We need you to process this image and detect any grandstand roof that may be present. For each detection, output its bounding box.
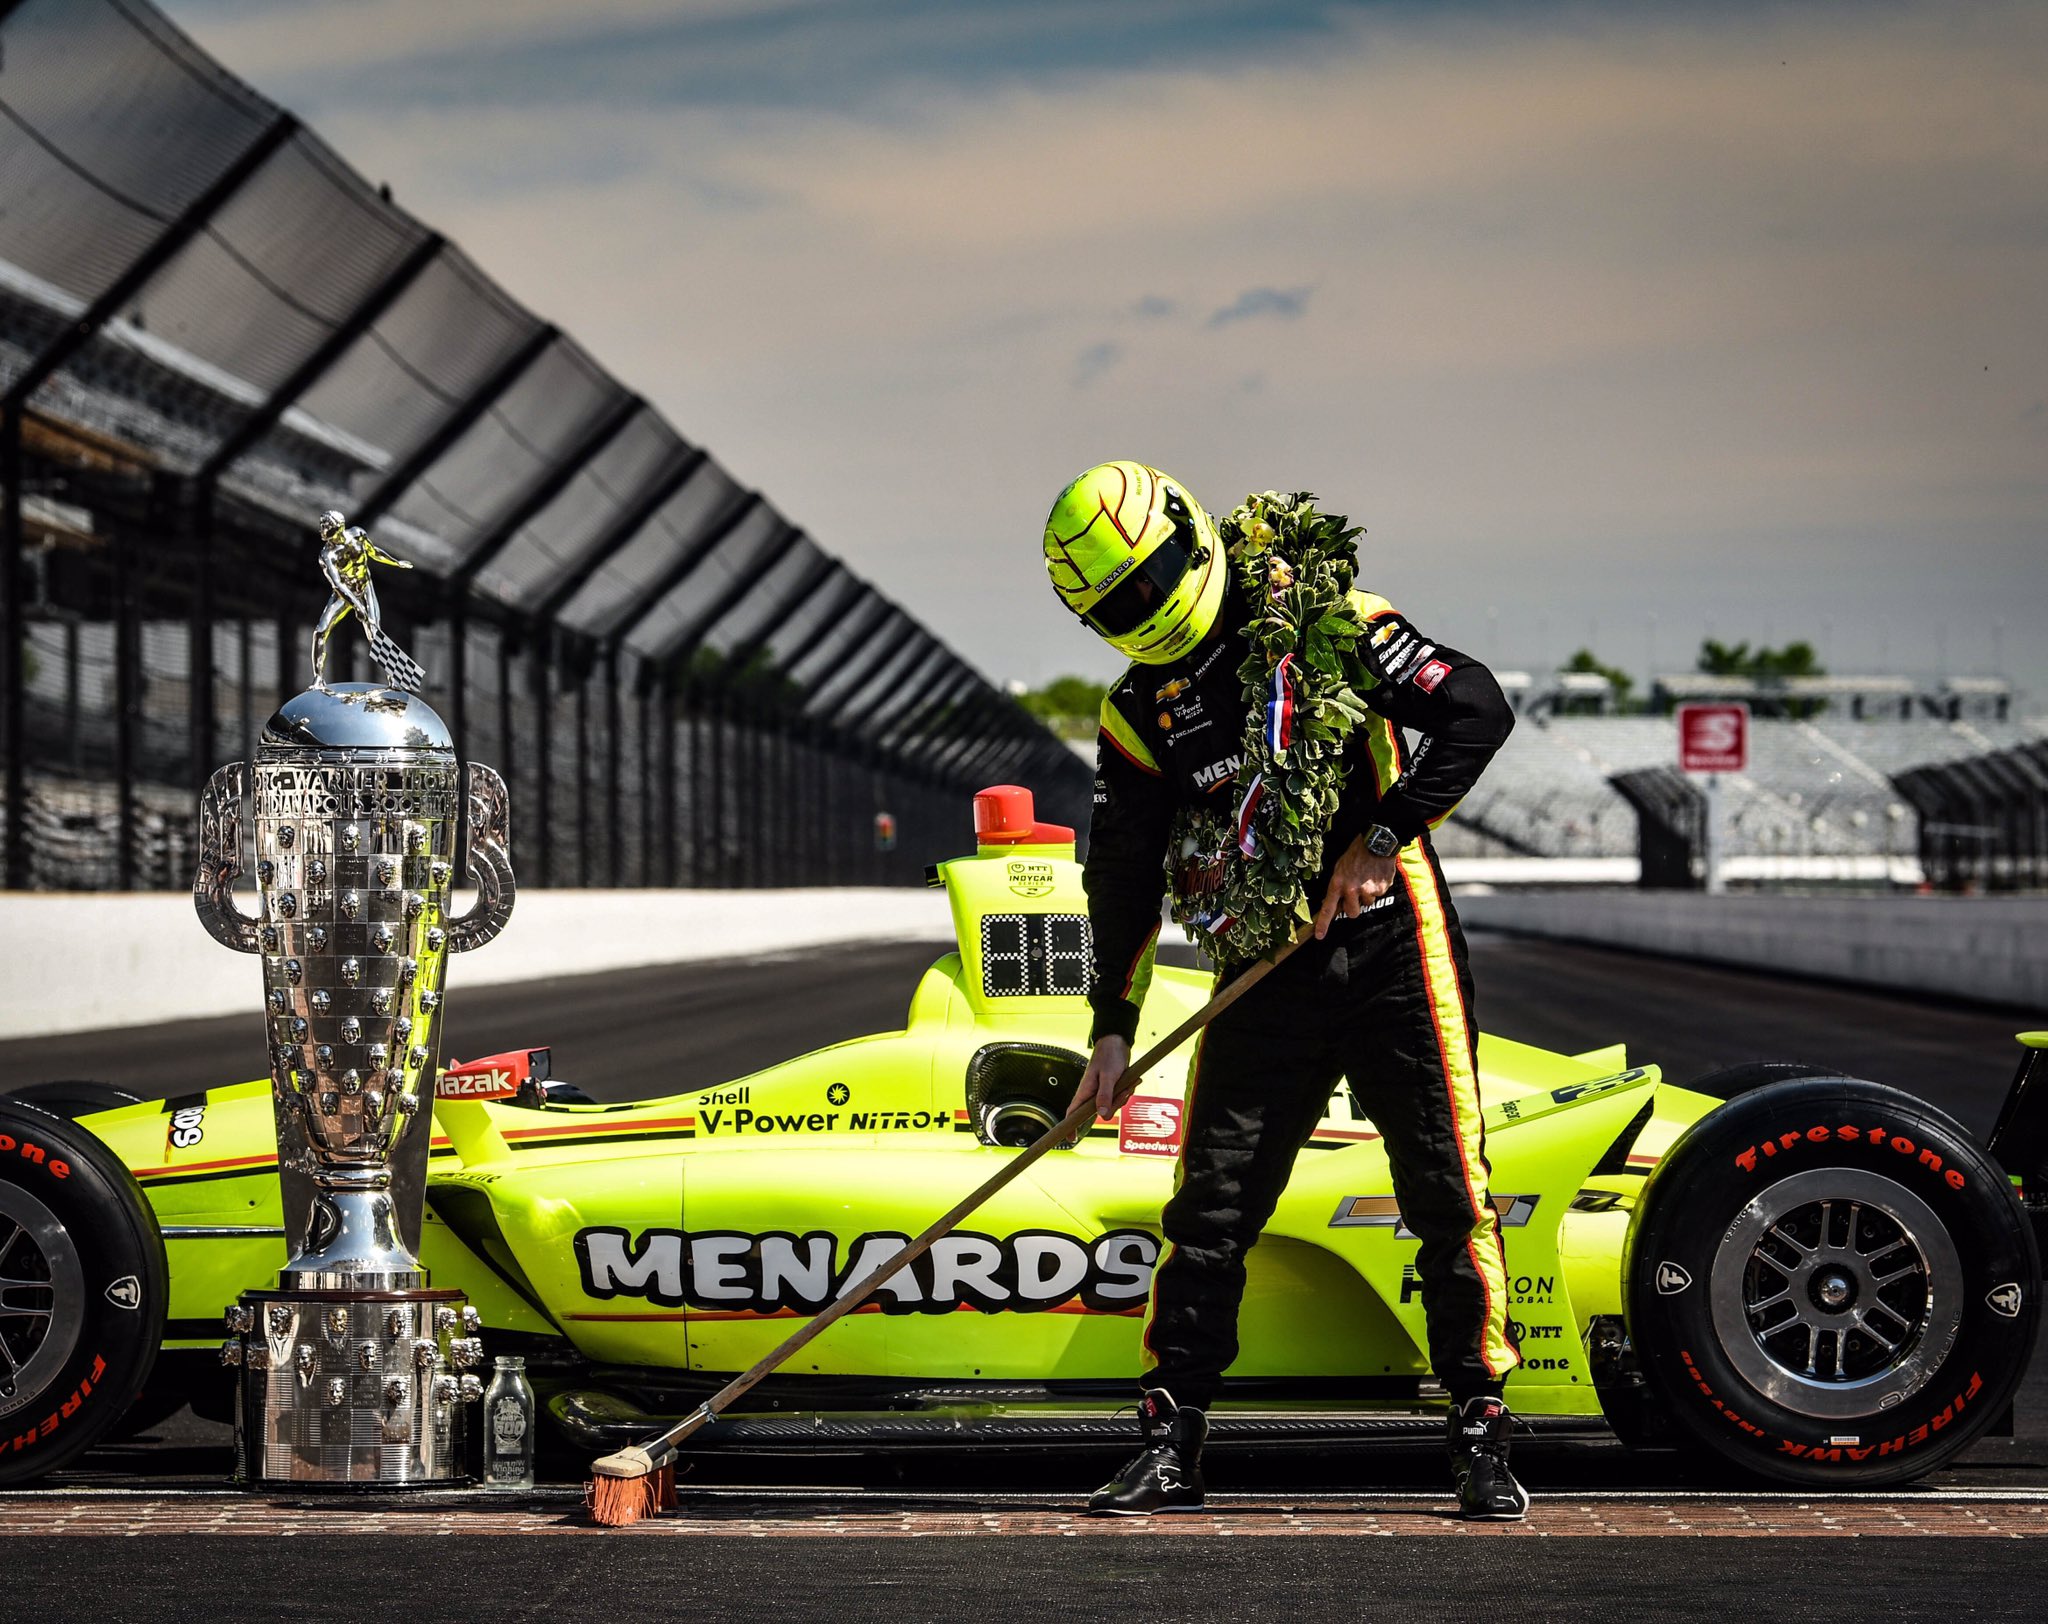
[0,0,1071,792]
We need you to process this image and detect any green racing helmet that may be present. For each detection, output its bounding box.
[1042,460,1226,665]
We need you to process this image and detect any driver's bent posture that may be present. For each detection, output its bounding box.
[1044,462,1527,1521]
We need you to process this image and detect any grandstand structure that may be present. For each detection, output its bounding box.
[0,0,1085,892]
[1437,703,2047,889]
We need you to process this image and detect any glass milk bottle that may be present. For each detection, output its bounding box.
[481,1354,536,1490]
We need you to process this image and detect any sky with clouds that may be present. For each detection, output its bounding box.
[172,0,2047,699]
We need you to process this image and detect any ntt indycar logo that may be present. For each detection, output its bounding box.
[574,1226,1161,1316]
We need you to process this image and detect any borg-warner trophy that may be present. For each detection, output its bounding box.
[195,510,515,1487]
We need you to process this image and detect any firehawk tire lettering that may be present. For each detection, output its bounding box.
[573,1225,1161,1316]
[1627,1078,2038,1488]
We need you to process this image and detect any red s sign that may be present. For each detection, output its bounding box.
[1678,703,1749,773]
[1120,1095,1185,1157]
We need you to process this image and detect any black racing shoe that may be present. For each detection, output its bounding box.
[1448,1395,1531,1522]
[1087,1389,1207,1515]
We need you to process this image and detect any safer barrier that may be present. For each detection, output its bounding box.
[1459,890,2048,1010]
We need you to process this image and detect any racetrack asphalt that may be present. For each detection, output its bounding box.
[3,927,2044,1613]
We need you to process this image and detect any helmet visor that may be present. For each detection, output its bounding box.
[1082,530,1195,639]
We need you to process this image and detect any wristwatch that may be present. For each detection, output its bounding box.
[1362,823,1402,859]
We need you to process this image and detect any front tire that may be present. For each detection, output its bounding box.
[1626,1077,2038,1488]
[0,1100,167,1485]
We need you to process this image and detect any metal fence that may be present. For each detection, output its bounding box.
[1894,741,2048,894]
[1608,766,1705,889]
[0,0,1085,891]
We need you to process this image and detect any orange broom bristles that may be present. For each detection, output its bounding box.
[584,1463,675,1528]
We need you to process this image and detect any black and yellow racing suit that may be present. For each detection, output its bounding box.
[1085,584,1520,1408]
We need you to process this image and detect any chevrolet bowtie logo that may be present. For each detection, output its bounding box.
[1328,1193,1539,1236]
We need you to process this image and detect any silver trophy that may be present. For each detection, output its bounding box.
[196,510,515,1487]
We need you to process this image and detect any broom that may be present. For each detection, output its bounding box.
[585,923,1311,1525]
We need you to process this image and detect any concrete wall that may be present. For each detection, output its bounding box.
[10,883,2042,1042]
[1459,891,2048,1012]
[0,889,954,1041]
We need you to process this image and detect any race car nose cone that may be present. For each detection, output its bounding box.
[265,682,453,753]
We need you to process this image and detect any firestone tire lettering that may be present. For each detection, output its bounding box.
[1626,1078,2038,1490]
[0,1102,168,1488]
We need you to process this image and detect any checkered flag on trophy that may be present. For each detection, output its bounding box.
[366,624,426,694]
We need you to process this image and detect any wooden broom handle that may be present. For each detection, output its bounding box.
[664,923,1312,1443]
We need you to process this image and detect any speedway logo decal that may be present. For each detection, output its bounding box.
[1119,1096,1183,1158]
[574,1226,1160,1316]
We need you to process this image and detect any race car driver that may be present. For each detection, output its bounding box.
[1043,460,1527,1521]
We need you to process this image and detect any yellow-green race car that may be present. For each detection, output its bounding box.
[3,811,2043,1489]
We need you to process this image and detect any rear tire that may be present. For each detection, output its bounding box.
[1626,1076,2037,1488]
[0,1100,167,1485]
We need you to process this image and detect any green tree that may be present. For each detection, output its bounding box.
[1015,674,1108,740]
[1695,638,1827,716]
[1697,639,1824,681]
[1562,647,1635,708]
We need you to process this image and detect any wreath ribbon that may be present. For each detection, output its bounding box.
[1162,492,1370,961]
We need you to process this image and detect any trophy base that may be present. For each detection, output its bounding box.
[224,1286,484,1489]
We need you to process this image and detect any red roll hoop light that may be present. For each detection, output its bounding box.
[972,785,1073,848]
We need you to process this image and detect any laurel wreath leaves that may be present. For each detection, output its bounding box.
[1166,492,1371,963]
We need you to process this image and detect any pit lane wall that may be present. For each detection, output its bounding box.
[1456,891,2048,1012]
[0,890,954,1041]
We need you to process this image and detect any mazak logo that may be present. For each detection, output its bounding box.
[1119,1096,1184,1158]
[1192,754,1242,791]
[436,1068,520,1100]
[575,1225,1160,1317]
